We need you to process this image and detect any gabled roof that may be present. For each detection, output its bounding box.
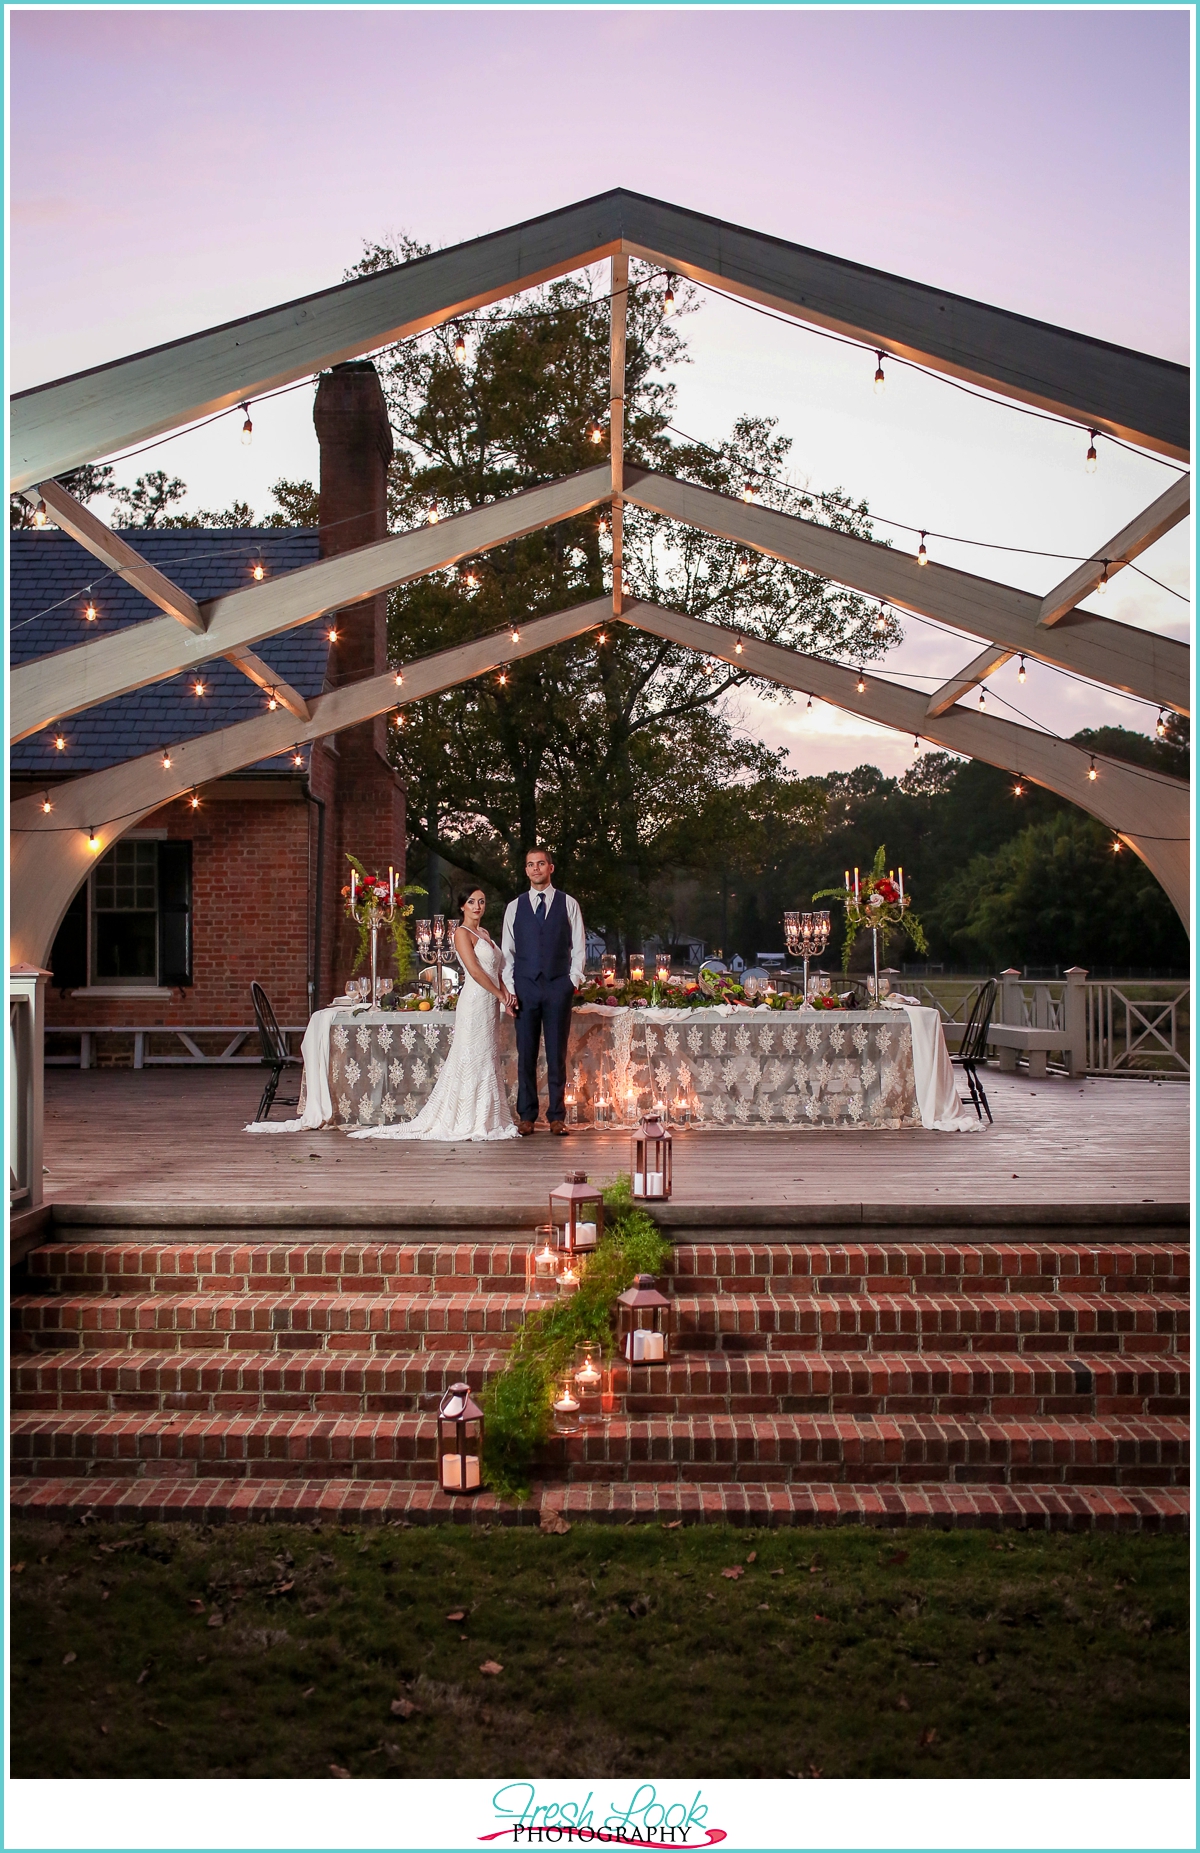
[10,526,327,775]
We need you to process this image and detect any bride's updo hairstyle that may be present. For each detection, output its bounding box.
[457,888,486,916]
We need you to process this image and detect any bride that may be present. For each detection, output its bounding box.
[349,888,519,1143]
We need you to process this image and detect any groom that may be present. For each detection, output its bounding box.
[501,846,587,1136]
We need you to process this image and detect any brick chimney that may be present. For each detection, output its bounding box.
[313,361,406,993]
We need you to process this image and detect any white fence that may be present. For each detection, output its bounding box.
[909,972,1189,1076]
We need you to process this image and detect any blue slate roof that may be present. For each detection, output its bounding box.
[10,527,329,774]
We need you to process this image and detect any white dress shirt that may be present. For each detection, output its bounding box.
[501,884,587,991]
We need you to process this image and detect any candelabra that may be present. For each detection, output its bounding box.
[415,915,451,1004]
[347,876,397,1006]
[783,909,831,1004]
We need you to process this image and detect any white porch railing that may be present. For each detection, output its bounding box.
[9,967,49,1210]
[1083,983,1190,1075]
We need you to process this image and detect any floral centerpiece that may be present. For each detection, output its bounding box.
[341,855,425,983]
[815,845,927,978]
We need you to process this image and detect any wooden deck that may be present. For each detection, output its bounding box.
[36,1065,1190,1211]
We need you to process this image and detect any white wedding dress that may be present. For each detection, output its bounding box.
[348,933,518,1143]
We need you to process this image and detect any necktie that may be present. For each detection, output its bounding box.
[535,894,545,920]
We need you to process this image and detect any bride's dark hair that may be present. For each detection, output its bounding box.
[457,887,486,914]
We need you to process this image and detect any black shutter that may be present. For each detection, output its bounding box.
[158,840,193,986]
[50,885,88,989]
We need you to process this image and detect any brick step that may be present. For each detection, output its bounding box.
[8,1474,1188,1531]
[11,1348,1190,1421]
[13,1289,1189,1356]
[9,1409,1188,1487]
[21,1239,1189,1298]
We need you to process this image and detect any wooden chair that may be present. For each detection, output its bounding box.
[250,982,302,1121]
[952,979,997,1124]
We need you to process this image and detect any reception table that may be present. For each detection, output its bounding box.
[248,1001,978,1135]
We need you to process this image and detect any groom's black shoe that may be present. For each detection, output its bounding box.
[518,1120,536,1136]
[549,1121,568,1137]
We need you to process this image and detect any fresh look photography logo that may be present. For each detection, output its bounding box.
[480,1784,727,1847]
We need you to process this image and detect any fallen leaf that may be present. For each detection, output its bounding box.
[445,1611,466,1623]
[896,1694,911,1712]
[663,1520,683,1530]
[207,1612,225,1629]
[62,1652,77,1666]
[705,1593,716,1601]
[150,1719,168,1731]
[808,1763,823,1779]
[302,1687,316,1699]
[756,1603,770,1611]
[721,1566,744,1581]
[136,1666,151,1685]
[479,1660,503,1676]
[808,1563,819,1575]
[887,1550,910,1567]
[99,1724,109,1735]
[539,1510,571,1535]
[329,1764,352,1779]
[390,1697,417,1719]
[919,1727,938,1749]
[769,1569,784,1578]
[746,1551,757,1563]
[12,1562,25,1575]
[813,1614,826,1622]
[627,1596,650,1619]
[100,1589,111,1602]
[188,1598,206,1613]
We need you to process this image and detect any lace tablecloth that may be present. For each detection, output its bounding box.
[248,1002,976,1133]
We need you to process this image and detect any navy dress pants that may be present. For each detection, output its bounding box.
[515,976,574,1123]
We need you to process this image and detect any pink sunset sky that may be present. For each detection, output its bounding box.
[9,6,1192,776]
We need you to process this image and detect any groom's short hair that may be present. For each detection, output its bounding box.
[526,844,554,863]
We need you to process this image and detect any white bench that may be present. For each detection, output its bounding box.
[986,1024,1073,1079]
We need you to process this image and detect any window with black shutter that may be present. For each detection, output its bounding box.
[157,840,193,987]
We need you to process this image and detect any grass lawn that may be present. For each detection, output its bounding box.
[9,1517,1189,1780]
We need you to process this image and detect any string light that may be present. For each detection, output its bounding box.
[741,483,756,503]
[1017,655,1026,684]
[916,532,928,567]
[54,734,66,752]
[736,553,750,579]
[1013,774,1025,797]
[1112,834,1122,852]
[874,604,887,632]
[1156,710,1168,738]
[393,711,405,728]
[327,626,339,643]
[598,513,611,536]
[41,793,52,814]
[251,559,265,581]
[1085,430,1098,473]
[913,734,921,753]
[1087,755,1098,781]
[189,790,201,810]
[1096,561,1111,594]
[292,747,304,767]
[426,502,440,525]
[873,352,886,395]
[240,404,253,446]
[83,591,98,622]
[734,636,744,655]
[497,670,508,687]
[597,630,608,645]
[663,275,675,315]
[978,687,986,709]
[806,693,813,710]
[394,669,404,687]
[266,691,278,712]
[453,327,466,364]
[588,416,604,445]
[510,625,521,644]
[86,826,100,853]
[161,751,173,770]
[33,500,47,527]
[193,678,206,697]
[856,669,866,694]
[462,568,479,589]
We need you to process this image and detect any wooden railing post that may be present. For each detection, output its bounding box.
[1063,966,1089,1077]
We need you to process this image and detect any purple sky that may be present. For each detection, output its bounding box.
[10,7,1192,774]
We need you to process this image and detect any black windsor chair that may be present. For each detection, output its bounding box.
[250,981,303,1122]
[951,979,997,1124]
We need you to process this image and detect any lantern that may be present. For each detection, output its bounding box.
[632,1114,673,1199]
[628,951,646,983]
[573,1342,605,1422]
[553,1372,582,1434]
[549,1172,603,1254]
[525,1226,559,1297]
[437,1381,483,1494]
[600,953,618,988]
[593,1091,614,1127]
[616,1274,672,1365]
[564,1089,582,1127]
[655,953,671,984]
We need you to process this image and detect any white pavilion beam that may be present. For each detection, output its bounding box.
[1038,475,1191,626]
[609,254,629,616]
[22,481,205,633]
[624,468,1190,713]
[926,646,1014,718]
[10,466,612,742]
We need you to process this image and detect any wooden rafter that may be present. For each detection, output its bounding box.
[624,468,1190,714]
[23,481,205,633]
[926,646,1014,718]
[10,467,612,743]
[1038,475,1191,626]
[609,254,629,616]
[13,190,1187,490]
[220,647,310,723]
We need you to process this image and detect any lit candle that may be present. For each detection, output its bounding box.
[389,865,395,903]
[854,867,860,901]
[573,1220,598,1250]
[558,1264,580,1296]
[898,867,904,902]
[535,1242,556,1278]
[350,870,357,904]
[575,1360,602,1391]
[554,1385,580,1419]
[844,870,850,891]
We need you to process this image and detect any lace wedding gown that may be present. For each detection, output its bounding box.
[348,933,518,1143]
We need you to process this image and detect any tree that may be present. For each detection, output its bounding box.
[339,241,896,942]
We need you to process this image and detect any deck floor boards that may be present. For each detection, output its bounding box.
[39,1067,1189,1210]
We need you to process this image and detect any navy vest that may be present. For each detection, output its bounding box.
[513,889,572,984]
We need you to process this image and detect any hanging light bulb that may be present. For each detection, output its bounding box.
[190,790,201,810]
[462,567,479,589]
[86,826,100,853]
[1087,755,1098,781]
[193,678,206,698]
[1112,835,1123,853]
[1017,655,1026,685]
[394,711,405,728]
[873,351,886,395]
[874,604,887,632]
[806,693,813,711]
[734,636,744,655]
[453,326,466,365]
[41,793,52,814]
[588,416,604,445]
[978,687,986,709]
[1013,774,1025,797]
[240,403,253,446]
[54,734,66,752]
[497,670,508,687]
[83,591,98,622]
[33,499,47,527]
[916,532,928,567]
[597,630,608,646]
[1085,430,1098,473]
[742,482,756,503]
[663,274,675,315]
[327,625,339,643]
[736,553,750,579]
[1096,561,1110,594]
[856,669,866,694]
[394,669,404,687]
[267,691,280,712]
[161,750,173,770]
[598,513,610,536]
[251,559,265,581]
[426,502,440,525]
[510,625,521,644]
[1156,710,1168,739]
[912,734,921,753]
[293,747,304,767]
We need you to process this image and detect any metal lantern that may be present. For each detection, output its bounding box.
[632,1114,673,1200]
[628,951,646,983]
[600,953,618,988]
[616,1274,672,1365]
[573,1342,605,1422]
[437,1381,483,1494]
[549,1172,603,1254]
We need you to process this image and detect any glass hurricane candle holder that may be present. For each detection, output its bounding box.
[564,1091,582,1127]
[525,1227,559,1298]
[623,1084,641,1126]
[655,955,671,984]
[553,1372,582,1435]
[556,1256,583,1298]
[628,952,646,983]
[600,953,618,988]
[437,1382,483,1494]
[670,1091,693,1129]
[593,1092,614,1127]
[415,919,432,963]
[573,1342,605,1423]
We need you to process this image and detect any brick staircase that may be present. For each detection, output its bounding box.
[9,1204,1189,1531]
